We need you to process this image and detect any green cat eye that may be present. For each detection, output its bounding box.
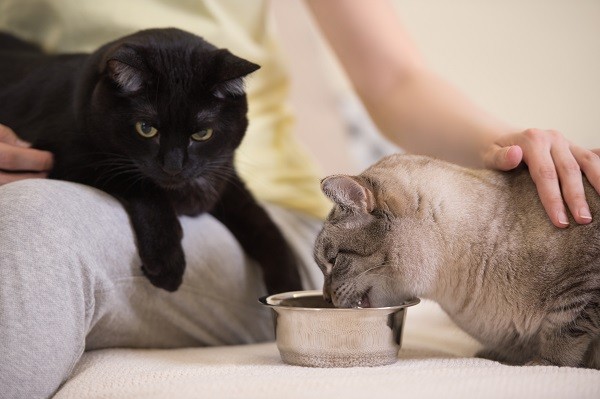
[191,128,214,142]
[135,121,158,138]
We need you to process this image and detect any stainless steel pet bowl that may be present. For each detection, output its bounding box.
[259,290,420,367]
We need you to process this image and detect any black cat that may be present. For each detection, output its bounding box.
[0,28,302,293]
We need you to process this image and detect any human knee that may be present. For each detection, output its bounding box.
[0,180,93,399]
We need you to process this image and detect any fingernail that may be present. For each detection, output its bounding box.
[557,210,570,225]
[579,208,592,220]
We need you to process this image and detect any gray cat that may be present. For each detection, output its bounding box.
[313,153,600,369]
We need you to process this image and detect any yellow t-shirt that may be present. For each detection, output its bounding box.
[0,0,331,219]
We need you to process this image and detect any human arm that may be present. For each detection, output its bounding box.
[0,124,53,185]
[304,0,600,228]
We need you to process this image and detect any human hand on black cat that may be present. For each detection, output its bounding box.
[0,124,53,185]
[482,128,600,228]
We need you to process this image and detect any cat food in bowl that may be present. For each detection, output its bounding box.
[259,290,420,367]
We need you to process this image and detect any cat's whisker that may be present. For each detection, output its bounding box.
[201,162,242,189]
[120,171,148,189]
[202,180,221,200]
[100,169,140,185]
[130,176,148,188]
[7,28,301,315]
[92,162,142,187]
[90,159,136,170]
[366,273,396,281]
[91,163,137,172]
[62,163,135,180]
[356,264,389,279]
[205,172,238,187]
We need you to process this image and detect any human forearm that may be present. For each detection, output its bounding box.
[305,0,600,228]
[304,0,421,100]
[363,67,517,168]
[304,0,513,167]
[357,66,600,227]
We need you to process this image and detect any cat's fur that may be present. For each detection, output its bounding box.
[314,153,600,368]
[0,28,301,294]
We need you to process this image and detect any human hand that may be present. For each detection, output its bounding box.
[0,124,53,185]
[483,128,600,228]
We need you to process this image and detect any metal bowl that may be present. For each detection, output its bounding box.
[259,290,420,367]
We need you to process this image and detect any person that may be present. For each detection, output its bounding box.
[0,1,598,398]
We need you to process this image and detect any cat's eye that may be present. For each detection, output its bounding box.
[135,121,158,138]
[191,128,214,142]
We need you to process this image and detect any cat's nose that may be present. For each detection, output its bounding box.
[161,149,184,176]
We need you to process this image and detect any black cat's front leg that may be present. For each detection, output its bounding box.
[210,174,302,295]
[125,190,185,292]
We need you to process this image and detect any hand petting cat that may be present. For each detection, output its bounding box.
[314,153,600,368]
[482,128,600,228]
[305,0,600,229]
[0,123,53,185]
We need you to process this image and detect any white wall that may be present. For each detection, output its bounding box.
[393,0,600,147]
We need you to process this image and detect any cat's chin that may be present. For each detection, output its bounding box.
[336,289,405,309]
[352,288,372,308]
[364,289,409,308]
[158,182,188,190]
[356,293,371,308]
[152,177,190,190]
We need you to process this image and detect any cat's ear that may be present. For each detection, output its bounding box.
[104,45,147,94]
[321,175,375,214]
[213,49,260,81]
[211,49,260,98]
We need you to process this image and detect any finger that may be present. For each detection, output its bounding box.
[0,142,53,172]
[483,144,523,171]
[524,148,569,228]
[0,171,48,185]
[551,144,591,224]
[572,145,600,196]
[0,124,30,147]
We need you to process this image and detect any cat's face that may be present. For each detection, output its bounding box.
[81,28,258,189]
[314,175,402,308]
[315,172,438,308]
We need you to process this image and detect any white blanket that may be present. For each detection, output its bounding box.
[53,301,600,399]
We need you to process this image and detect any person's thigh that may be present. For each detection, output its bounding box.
[1,180,106,398]
[0,179,292,398]
[85,207,277,350]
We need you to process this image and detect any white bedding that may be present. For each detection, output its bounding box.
[53,300,600,399]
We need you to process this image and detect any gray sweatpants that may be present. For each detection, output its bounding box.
[0,179,324,399]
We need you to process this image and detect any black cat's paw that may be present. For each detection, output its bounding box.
[265,279,302,296]
[264,264,303,295]
[140,249,186,292]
